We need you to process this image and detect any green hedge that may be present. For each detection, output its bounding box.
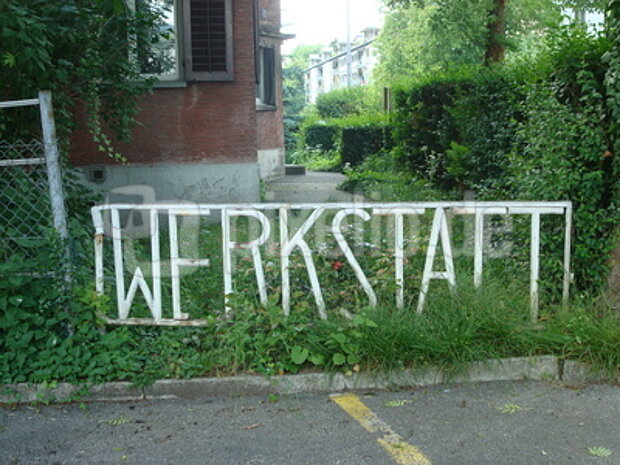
[387,27,620,292]
[299,115,394,167]
[392,67,527,190]
[299,121,341,151]
[340,123,393,166]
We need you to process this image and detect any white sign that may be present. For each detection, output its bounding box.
[92,201,572,326]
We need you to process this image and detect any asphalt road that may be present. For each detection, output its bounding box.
[1,380,618,465]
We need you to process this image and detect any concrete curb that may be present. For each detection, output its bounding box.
[1,356,616,405]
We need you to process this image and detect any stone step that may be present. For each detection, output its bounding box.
[284,164,306,175]
[265,171,365,203]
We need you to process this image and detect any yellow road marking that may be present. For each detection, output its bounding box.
[331,393,431,465]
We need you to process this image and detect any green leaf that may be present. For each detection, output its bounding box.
[332,353,346,366]
[308,353,325,366]
[290,346,309,365]
[2,52,15,67]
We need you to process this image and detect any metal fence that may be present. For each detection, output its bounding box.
[0,92,70,271]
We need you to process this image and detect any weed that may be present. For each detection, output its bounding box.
[100,417,132,426]
[588,447,612,457]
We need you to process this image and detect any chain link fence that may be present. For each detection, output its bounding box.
[0,140,52,261]
[0,92,70,274]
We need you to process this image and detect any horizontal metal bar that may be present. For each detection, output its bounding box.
[102,316,209,327]
[93,201,572,214]
[507,207,565,215]
[451,206,565,215]
[0,98,39,109]
[0,158,45,167]
[176,259,211,267]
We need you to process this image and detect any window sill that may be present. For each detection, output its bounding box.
[256,103,277,112]
[152,80,188,89]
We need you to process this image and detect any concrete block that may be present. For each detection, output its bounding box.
[145,376,275,400]
[562,360,618,385]
[453,356,559,383]
[275,373,346,394]
[0,382,142,404]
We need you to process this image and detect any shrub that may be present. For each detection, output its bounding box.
[315,86,368,119]
[299,120,341,151]
[391,66,528,191]
[339,116,394,166]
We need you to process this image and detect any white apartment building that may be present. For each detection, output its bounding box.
[305,27,380,104]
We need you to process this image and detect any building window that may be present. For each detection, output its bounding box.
[184,0,234,81]
[133,0,181,81]
[132,0,234,82]
[256,46,275,107]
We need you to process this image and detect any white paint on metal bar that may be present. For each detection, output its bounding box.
[0,158,45,167]
[0,98,39,109]
[562,203,573,305]
[169,208,211,320]
[280,207,326,319]
[94,234,104,295]
[474,210,484,288]
[91,201,573,325]
[92,209,105,295]
[373,208,425,308]
[417,208,457,313]
[39,91,69,244]
[97,201,572,211]
[223,209,271,307]
[150,209,162,320]
[332,209,377,307]
[530,212,541,321]
[111,208,158,320]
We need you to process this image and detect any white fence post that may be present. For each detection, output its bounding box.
[38,91,71,269]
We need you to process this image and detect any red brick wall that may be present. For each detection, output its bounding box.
[258,0,281,29]
[70,0,257,167]
[256,0,285,152]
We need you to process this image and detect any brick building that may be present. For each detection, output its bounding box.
[71,0,290,203]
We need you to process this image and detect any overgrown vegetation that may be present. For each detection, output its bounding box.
[0,0,167,156]
[1,1,619,389]
[2,238,618,386]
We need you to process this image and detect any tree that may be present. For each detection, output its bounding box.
[282,44,322,149]
[0,0,167,158]
[375,0,589,81]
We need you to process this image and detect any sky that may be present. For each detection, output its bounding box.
[281,0,385,55]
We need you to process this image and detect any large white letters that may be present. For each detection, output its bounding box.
[92,202,572,325]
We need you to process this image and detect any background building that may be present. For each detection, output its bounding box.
[304,27,379,104]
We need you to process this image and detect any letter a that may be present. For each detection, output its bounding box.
[417,208,456,313]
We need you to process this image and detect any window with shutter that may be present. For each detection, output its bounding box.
[130,0,234,83]
[184,0,234,81]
